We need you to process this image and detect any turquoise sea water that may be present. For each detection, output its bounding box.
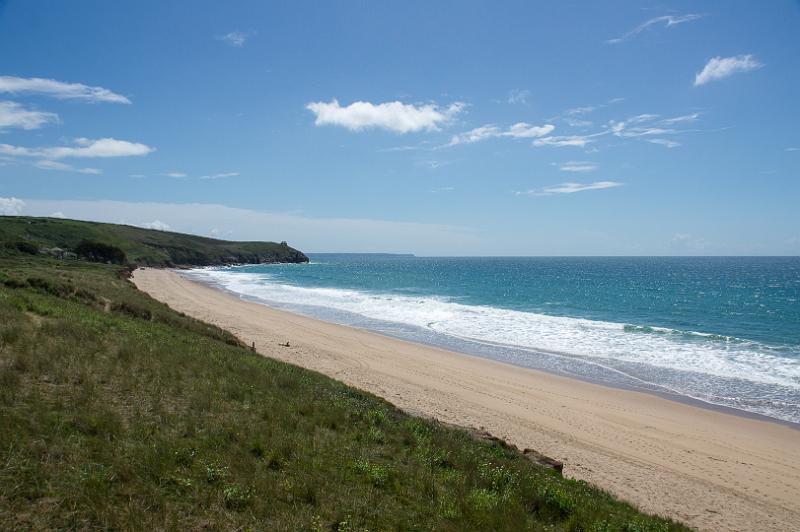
[185,255,800,424]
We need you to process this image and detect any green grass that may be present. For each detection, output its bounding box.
[0,251,689,531]
[0,215,308,266]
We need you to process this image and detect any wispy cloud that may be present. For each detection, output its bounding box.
[448,122,555,146]
[533,134,599,148]
[647,138,681,148]
[416,159,451,169]
[448,125,500,146]
[607,14,705,44]
[0,196,25,215]
[34,160,101,174]
[517,181,623,196]
[507,89,530,105]
[0,101,58,130]
[0,138,154,159]
[199,172,240,180]
[306,99,464,134]
[162,171,187,178]
[505,123,555,138]
[430,186,455,193]
[609,114,682,141]
[0,76,130,104]
[217,30,254,47]
[556,161,598,172]
[694,55,763,86]
[786,147,800,152]
[377,145,421,153]
[565,105,596,116]
[661,112,700,124]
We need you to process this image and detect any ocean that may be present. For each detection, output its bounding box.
[184,255,800,424]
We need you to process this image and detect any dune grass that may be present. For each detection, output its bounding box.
[0,251,688,531]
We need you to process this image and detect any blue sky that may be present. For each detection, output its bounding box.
[1,0,798,255]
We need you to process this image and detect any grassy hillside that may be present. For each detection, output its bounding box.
[0,216,308,266]
[0,249,687,530]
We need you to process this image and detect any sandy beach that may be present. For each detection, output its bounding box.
[133,268,800,532]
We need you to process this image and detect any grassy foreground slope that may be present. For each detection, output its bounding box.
[0,251,687,531]
[0,216,308,266]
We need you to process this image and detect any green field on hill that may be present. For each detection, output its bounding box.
[0,216,307,266]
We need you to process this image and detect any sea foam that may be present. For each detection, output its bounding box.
[186,267,800,424]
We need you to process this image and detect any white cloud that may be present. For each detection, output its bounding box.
[607,14,705,44]
[140,220,170,231]
[517,181,623,196]
[0,138,154,159]
[217,30,253,47]
[33,159,102,174]
[51,211,65,218]
[647,138,681,148]
[610,115,680,139]
[557,161,598,172]
[533,134,595,148]
[694,55,763,86]
[199,172,239,180]
[0,196,25,215]
[448,122,554,146]
[507,89,530,105]
[306,99,464,134]
[448,125,501,146]
[162,171,187,178]
[129,173,147,178]
[565,105,595,116]
[565,117,593,128]
[786,147,800,152]
[661,112,700,124]
[0,101,58,130]
[17,199,482,255]
[0,76,130,104]
[670,233,709,251]
[504,122,555,138]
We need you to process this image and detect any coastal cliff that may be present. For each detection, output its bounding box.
[0,216,308,267]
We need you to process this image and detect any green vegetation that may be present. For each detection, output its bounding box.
[0,248,687,530]
[0,216,308,266]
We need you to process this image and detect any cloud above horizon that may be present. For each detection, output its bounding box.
[694,55,763,86]
[0,137,154,159]
[0,76,130,104]
[0,196,25,215]
[306,99,464,134]
[518,181,623,196]
[0,101,58,130]
[11,198,482,255]
[607,14,705,44]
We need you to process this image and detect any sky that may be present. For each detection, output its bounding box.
[1,0,799,255]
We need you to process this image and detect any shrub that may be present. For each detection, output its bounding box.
[75,240,127,264]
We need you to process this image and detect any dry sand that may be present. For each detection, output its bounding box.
[133,268,800,531]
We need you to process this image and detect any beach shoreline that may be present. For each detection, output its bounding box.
[185,264,800,431]
[133,267,800,532]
